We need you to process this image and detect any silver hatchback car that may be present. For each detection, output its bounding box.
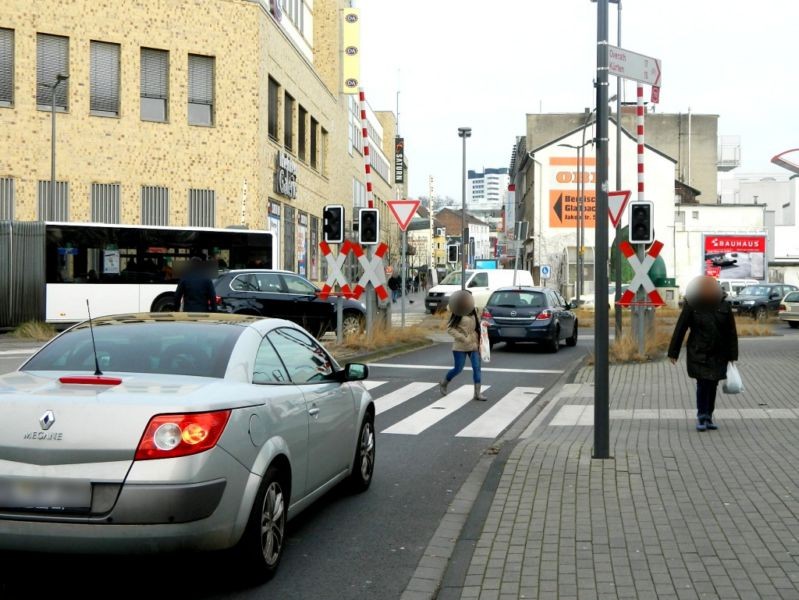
[0,313,376,580]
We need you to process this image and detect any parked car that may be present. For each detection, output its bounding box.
[482,286,578,353]
[719,278,758,297]
[778,290,799,328]
[571,284,616,310]
[214,270,366,337]
[729,283,799,320]
[0,313,375,581]
[426,269,535,313]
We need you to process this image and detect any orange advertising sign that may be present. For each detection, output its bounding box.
[549,190,597,228]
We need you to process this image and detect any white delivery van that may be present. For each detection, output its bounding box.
[425,269,535,312]
[718,278,758,297]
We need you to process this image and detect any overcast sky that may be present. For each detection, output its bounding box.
[359,0,799,199]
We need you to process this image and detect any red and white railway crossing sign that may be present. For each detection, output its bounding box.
[319,240,356,300]
[318,240,389,302]
[617,240,666,307]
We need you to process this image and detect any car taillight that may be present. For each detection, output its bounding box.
[215,295,222,305]
[482,309,492,321]
[536,310,553,321]
[779,304,786,311]
[135,410,231,461]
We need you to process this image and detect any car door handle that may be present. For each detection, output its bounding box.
[308,407,320,417]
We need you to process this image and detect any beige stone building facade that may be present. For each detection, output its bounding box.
[0,0,401,281]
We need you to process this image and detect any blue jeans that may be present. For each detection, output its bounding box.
[446,351,481,384]
[391,288,400,302]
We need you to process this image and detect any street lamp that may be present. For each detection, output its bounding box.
[559,139,594,305]
[47,73,69,221]
[458,127,472,291]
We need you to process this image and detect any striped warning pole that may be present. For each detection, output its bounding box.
[636,85,645,201]
[358,88,375,209]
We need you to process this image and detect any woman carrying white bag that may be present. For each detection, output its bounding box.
[667,275,739,432]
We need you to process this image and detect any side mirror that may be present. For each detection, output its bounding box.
[564,302,572,310]
[343,363,369,382]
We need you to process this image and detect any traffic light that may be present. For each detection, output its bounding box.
[358,208,379,245]
[323,205,344,243]
[447,244,459,263]
[628,201,654,244]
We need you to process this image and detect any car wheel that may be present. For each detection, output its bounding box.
[789,322,799,329]
[235,466,287,582]
[548,329,560,353]
[755,307,767,322]
[348,415,375,493]
[566,321,578,347]
[342,311,364,337]
[151,294,176,312]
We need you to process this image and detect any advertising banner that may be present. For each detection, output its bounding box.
[703,234,767,280]
[549,190,596,228]
[341,8,360,94]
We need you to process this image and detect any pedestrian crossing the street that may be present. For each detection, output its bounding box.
[359,380,542,439]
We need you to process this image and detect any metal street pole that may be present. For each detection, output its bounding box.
[614,0,623,339]
[401,229,407,328]
[594,0,611,459]
[48,75,68,221]
[577,144,582,304]
[458,127,472,291]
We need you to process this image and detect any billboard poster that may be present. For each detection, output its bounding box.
[548,156,597,228]
[549,190,596,228]
[703,234,767,280]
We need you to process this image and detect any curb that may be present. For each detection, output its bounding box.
[399,352,588,600]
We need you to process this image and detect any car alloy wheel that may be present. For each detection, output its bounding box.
[359,420,375,483]
[342,313,363,337]
[755,307,767,322]
[260,481,286,567]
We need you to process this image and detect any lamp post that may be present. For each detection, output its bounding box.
[614,0,623,340]
[48,74,69,221]
[458,127,472,291]
[559,140,592,304]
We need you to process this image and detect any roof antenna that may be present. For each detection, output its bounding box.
[86,300,103,376]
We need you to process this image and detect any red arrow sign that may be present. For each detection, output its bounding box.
[388,199,421,231]
[608,190,631,227]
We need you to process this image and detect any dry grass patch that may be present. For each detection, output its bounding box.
[12,321,56,342]
[330,323,433,355]
[737,321,774,337]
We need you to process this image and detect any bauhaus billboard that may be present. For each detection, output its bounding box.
[703,234,767,281]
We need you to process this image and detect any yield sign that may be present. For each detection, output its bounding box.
[388,199,421,231]
[608,190,631,227]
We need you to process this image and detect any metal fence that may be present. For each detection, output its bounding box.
[0,221,45,327]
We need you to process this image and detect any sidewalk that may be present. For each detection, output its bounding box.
[459,337,799,600]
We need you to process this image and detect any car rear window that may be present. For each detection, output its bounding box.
[784,292,799,303]
[488,291,546,308]
[22,322,244,378]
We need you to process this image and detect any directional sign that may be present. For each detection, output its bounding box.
[607,45,662,88]
[617,240,665,307]
[387,199,421,231]
[540,265,552,280]
[608,190,631,228]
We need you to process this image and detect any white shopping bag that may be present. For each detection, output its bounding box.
[722,362,744,394]
[479,321,491,363]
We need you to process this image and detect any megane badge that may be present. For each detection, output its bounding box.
[39,410,55,431]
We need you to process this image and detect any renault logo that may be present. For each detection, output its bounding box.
[39,410,55,431]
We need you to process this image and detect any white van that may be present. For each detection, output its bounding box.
[718,278,758,297]
[425,269,535,312]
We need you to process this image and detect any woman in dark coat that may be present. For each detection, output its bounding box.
[668,275,738,431]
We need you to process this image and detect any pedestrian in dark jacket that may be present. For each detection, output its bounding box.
[174,257,217,313]
[668,275,738,431]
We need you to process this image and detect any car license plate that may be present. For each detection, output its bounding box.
[501,327,527,337]
[0,478,91,511]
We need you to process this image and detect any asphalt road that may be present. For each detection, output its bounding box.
[0,335,588,599]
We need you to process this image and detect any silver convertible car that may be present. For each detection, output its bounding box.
[0,313,376,580]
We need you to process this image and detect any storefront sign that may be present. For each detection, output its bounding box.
[395,137,404,184]
[275,150,298,199]
[703,234,767,281]
[342,8,360,94]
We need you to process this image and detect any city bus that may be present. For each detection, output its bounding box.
[4,222,275,324]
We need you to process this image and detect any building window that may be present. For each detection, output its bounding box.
[283,92,295,151]
[0,29,13,107]
[37,180,69,221]
[283,204,296,272]
[90,183,121,223]
[298,105,307,161]
[140,48,168,122]
[0,177,13,220]
[188,188,215,227]
[320,128,328,175]
[188,54,214,126]
[36,34,69,110]
[90,41,120,117]
[268,77,279,141]
[310,215,319,280]
[310,117,318,170]
[141,185,169,226]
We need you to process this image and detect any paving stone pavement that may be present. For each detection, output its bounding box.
[460,337,799,600]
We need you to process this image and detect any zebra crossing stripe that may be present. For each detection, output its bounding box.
[382,385,489,435]
[363,380,387,391]
[456,387,543,438]
[375,382,437,415]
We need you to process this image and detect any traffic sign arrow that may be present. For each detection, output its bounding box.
[608,45,662,87]
[608,190,631,227]
[387,199,421,231]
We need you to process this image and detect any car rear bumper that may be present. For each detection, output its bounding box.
[486,322,555,342]
[779,312,799,322]
[425,297,447,311]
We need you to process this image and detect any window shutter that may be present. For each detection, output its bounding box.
[36,34,69,108]
[90,183,121,224]
[188,189,215,228]
[140,48,168,99]
[0,178,13,220]
[188,55,214,105]
[90,41,120,115]
[0,29,13,105]
[141,186,169,226]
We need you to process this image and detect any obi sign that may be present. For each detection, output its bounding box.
[703,234,767,281]
[275,150,298,199]
[549,190,596,228]
[549,156,597,228]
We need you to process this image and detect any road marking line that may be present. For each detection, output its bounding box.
[382,385,488,435]
[550,405,799,426]
[456,387,543,438]
[368,363,563,374]
[374,382,437,415]
[363,380,387,391]
[0,349,39,356]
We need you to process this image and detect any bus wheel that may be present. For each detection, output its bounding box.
[151,294,177,312]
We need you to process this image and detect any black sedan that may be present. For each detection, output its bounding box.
[214,270,367,336]
[729,283,799,320]
[482,286,578,353]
